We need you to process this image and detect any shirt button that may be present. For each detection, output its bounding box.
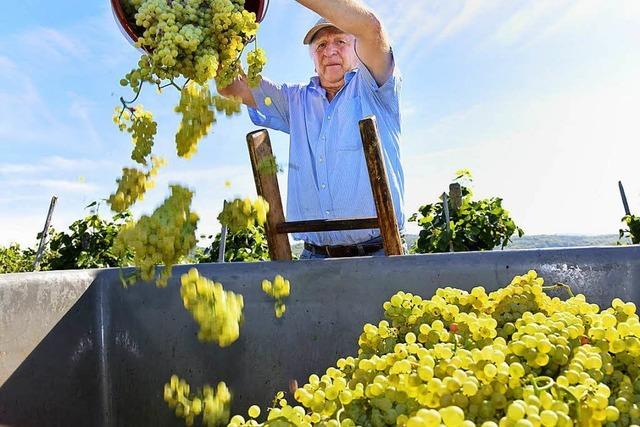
[321,184,326,189]
[325,210,330,215]
[327,115,331,120]
[321,136,326,140]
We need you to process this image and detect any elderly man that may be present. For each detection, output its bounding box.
[219,0,404,259]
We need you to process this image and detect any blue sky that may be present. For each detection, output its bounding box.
[1,0,639,247]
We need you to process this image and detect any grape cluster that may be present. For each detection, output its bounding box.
[113,185,199,287]
[212,94,242,116]
[108,156,165,213]
[175,82,215,159]
[163,374,231,427]
[217,196,269,233]
[246,47,266,88]
[179,267,244,347]
[121,0,261,87]
[261,274,291,318]
[113,105,158,165]
[227,271,640,427]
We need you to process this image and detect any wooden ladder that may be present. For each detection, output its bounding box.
[246,116,403,260]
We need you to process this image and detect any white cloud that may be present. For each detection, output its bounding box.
[433,1,504,44]
[16,27,88,61]
[3,178,99,193]
[489,1,572,48]
[0,156,114,175]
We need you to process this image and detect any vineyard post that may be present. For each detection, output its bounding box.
[33,196,57,270]
[442,192,453,252]
[619,181,631,215]
[218,200,228,263]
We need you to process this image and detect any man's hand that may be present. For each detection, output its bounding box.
[296,0,393,86]
[217,72,258,109]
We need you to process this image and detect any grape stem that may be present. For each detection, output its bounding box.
[336,405,345,423]
[542,282,575,298]
[529,375,554,392]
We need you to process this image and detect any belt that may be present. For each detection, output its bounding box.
[304,241,384,257]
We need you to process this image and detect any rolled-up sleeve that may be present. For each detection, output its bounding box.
[247,78,292,134]
[356,51,402,116]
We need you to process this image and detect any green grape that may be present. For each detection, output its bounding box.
[108,156,165,212]
[179,267,244,347]
[247,405,260,418]
[113,184,198,287]
[217,196,269,233]
[212,94,241,116]
[163,375,231,427]
[120,0,262,86]
[246,47,266,88]
[113,104,157,165]
[261,274,291,318]
[174,82,215,159]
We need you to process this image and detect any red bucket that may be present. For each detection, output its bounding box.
[111,0,269,50]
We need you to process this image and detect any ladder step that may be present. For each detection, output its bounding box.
[277,218,379,233]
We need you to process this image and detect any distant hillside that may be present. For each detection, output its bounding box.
[499,234,631,249]
[291,234,631,257]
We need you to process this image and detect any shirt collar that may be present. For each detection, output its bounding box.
[309,68,358,92]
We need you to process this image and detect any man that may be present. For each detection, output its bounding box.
[219,0,404,259]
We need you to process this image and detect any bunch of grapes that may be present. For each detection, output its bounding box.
[113,185,199,287]
[180,267,244,347]
[120,0,261,88]
[212,94,242,116]
[175,82,215,159]
[225,271,640,427]
[113,105,157,165]
[163,374,231,427]
[107,156,165,213]
[218,196,269,233]
[261,274,291,318]
[246,47,266,88]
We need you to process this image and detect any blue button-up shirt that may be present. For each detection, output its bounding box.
[247,60,404,246]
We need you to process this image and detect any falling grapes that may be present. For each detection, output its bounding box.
[175,82,215,159]
[217,196,269,233]
[164,374,232,427]
[108,156,165,213]
[113,104,157,165]
[113,185,199,287]
[180,267,244,347]
[261,274,291,318]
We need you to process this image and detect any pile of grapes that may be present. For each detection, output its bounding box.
[111,0,269,285]
[173,270,640,427]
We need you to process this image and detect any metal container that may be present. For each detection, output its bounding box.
[1,246,639,426]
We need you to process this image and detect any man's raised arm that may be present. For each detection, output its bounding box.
[296,0,393,86]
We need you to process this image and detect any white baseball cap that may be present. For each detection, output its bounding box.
[303,17,341,45]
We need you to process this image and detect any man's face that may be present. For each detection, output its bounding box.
[310,27,357,87]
